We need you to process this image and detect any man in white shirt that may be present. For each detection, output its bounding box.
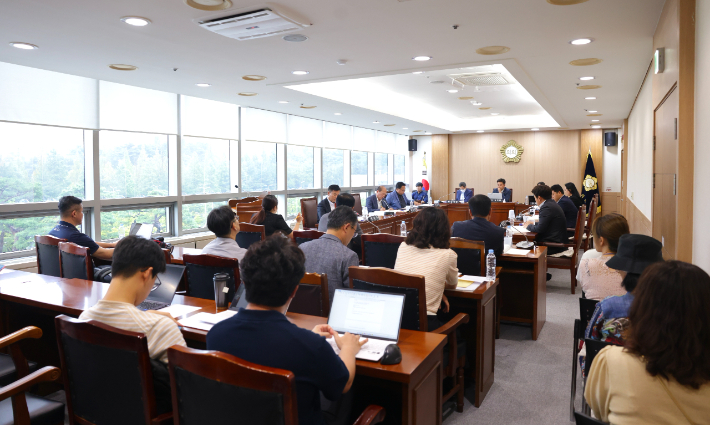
[201,206,247,261]
[318,184,341,220]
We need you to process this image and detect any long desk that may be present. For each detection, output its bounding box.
[0,269,446,425]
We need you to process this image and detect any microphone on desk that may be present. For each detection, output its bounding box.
[511,225,535,250]
[367,217,384,234]
[437,191,456,202]
[516,206,535,221]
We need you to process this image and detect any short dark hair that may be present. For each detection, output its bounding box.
[468,194,492,217]
[621,272,640,292]
[395,182,406,190]
[206,206,236,238]
[405,207,450,249]
[497,178,506,185]
[416,182,423,187]
[58,196,83,216]
[625,261,710,389]
[550,184,564,194]
[537,181,546,186]
[335,193,355,208]
[459,182,466,188]
[241,236,305,307]
[327,185,341,193]
[111,235,166,279]
[531,185,552,200]
[327,206,357,230]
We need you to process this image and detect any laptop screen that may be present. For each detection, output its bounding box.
[487,192,503,200]
[328,289,405,341]
[135,224,153,240]
[146,264,185,304]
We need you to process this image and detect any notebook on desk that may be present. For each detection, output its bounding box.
[326,289,405,362]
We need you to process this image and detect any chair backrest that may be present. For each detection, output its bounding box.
[35,235,66,277]
[352,193,362,215]
[579,298,600,324]
[55,315,160,425]
[349,267,427,331]
[361,234,406,268]
[182,254,240,302]
[300,197,318,229]
[573,412,607,425]
[235,223,265,250]
[58,242,93,280]
[292,229,325,246]
[168,346,298,425]
[509,188,513,201]
[162,248,172,265]
[228,197,259,208]
[585,197,598,230]
[584,338,616,375]
[289,272,330,317]
[449,237,485,276]
[236,200,262,223]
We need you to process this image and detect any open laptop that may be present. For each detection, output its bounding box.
[487,192,503,202]
[326,288,406,362]
[229,283,249,311]
[136,264,186,311]
[129,223,154,240]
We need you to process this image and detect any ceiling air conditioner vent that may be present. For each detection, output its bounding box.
[197,6,309,41]
[448,72,512,86]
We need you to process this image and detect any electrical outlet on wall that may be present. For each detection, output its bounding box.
[631,192,634,200]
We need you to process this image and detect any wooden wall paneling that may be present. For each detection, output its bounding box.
[627,200,653,236]
[448,133,491,199]
[431,134,450,202]
[533,130,581,192]
[652,0,680,108]
[600,192,621,215]
[492,131,536,203]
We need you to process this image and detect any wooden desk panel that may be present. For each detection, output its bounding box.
[489,202,517,225]
[360,210,419,235]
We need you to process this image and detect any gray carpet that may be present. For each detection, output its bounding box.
[443,268,584,425]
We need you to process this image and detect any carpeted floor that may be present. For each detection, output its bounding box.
[443,268,584,425]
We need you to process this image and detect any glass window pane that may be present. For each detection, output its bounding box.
[375,153,389,185]
[0,122,85,204]
[323,149,344,188]
[0,216,61,254]
[99,131,169,199]
[101,207,169,241]
[182,201,227,231]
[351,151,368,187]
[287,145,314,190]
[241,141,277,192]
[394,155,405,183]
[181,137,230,195]
[286,195,314,219]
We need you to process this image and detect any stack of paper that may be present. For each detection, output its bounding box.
[178,310,237,331]
[456,275,489,291]
[157,304,201,318]
[505,248,532,256]
[513,226,530,233]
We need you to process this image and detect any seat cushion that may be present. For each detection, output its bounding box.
[0,393,65,425]
[0,354,38,387]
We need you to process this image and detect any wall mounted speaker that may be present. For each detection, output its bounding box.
[408,139,417,151]
[604,132,617,146]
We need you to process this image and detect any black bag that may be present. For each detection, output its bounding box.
[93,265,112,283]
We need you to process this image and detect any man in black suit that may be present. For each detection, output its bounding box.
[317,184,340,221]
[451,194,505,256]
[551,184,579,232]
[526,185,568,254]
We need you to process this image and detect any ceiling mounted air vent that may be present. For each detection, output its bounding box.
[447,72,513,86]
[197,5,310,41]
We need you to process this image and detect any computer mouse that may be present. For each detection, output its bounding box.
[380,344,402,365]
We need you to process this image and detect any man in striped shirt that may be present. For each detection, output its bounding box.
[79,235,185,413]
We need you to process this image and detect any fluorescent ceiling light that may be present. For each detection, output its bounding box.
[585,97,596,100]
[591,119,600,122]
[278,101,289,103]
[580,76,595,81]
[334,113,342,115]
[570,38,593,45]
[491,113,500,116]
[477,130,484,133]
[588,110,598,113]
[10,42,38,50]
[425,132,432,135]
[196,83,211,87]
[412,71,424,74]
[402,127,408,129]
[121,16,151,26]
[292,70,309,75]
[591,125,601,128]
[412,56,432,61]
[531,128,540,131]
[447,89,459,93]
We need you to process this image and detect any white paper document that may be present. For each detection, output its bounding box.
[456,275,488,291]
[506,249,532,256]
[157,304,201,318]
[178,310,237,331]
[513,226,530,233]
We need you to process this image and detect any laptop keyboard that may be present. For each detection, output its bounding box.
[137,300,170,311]
[327,335,392,362]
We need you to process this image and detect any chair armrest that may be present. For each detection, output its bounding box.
[567,228,576,232]
[352,405,386,425]
[539,242,574,249]
[431,313,469,336]
[0,327,42,350]
[151,412,173,425]
[0,366,61,401]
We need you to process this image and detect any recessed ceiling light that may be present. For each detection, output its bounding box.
[120,16,151,26]
[242,75,266,81]
[412,56,432,61]
[10,42,38,50]
[184,0,233,11]
[588,110,598,113]
[580,76,595,81]
[109,64,137,71]
[292,70,309,75]
[334,112,342,115]
[384,124,395,126]
[570,38,593,45]
[196,83,211,87]
[585,97,596,100]
[479,107,492,110]
[278,101,289,104]
[238,92,257,96]
[491,113,500,116]
[475,46,510,55]
[591,119,600,122]
[532,128,540,131]
[283,34,308,42]
[471,101,482,106]
[477,130,484,133]
[570,58,603,66]
[591,125,601,128]
[412,71,424,74]
[373,121,380,124]
[300,105,316,109]
[425,132,432,135]
[447,89,459,93]
[578,85,602,90]
[402,127,408,130]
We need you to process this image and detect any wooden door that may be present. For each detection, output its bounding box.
[652,86,678,259]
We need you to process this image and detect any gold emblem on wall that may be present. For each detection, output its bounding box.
[500,140,524,163]
[583,174,598,191]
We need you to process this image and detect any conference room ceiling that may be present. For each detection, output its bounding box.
[0,0,665,135]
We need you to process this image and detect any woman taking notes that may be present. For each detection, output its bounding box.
[250,195,302,238]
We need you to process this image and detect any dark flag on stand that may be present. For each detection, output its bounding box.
[581,150,601,214]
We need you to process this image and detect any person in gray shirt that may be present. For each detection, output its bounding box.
[318,194,363,260]
[201,206,247,262]
[301,206,360,305]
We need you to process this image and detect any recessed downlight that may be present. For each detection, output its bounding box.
[458,96,474,100]
[402,127,408,130]
[10,42,38,50]
[300,105,316,109]
[475,46,510,55]
[591,125,601,128]
[242,75,266,81]
[532,128,540,131]
[334,112,342,115]
[278,101,289,104]
[412,56,432,61]
[570,58,603,66]
[447,89,459,93]
[580,76,595,81]
[120,16,151,26]
[578,85,601,90]
[585,97,597,100]
[238,92,257,96]
[196,83,211,87]
[292,70,309,75]
[373,121,380,124]
[184,0,233,11]
[588,110,598,113]
[491,113,500,116]
[283,34,308,42]
[479,107,492,110]
[477,130,484,133]
[591,119,600,122]
[570,38,593,45]
[109,64,137,71]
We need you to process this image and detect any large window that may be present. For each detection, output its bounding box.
[351,151,368,187]
[0,122,85,204]
[0,215,61,254]
[241,141,277,193]
[182,201,227,231]
[323,149,344,188]
[287,195,315,219]
[181,137,230,195]
[99,131,169,199]
[374,153,389,185]
[101,207,169,240]
[394,155,405,183]
[287,145,314,190]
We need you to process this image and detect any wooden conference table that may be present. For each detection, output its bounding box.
[0,269,446,425]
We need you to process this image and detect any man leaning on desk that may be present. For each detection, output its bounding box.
[385,182,411,209]
[492,178,512,202]
[49,196,117,259]
[365,186,391,211]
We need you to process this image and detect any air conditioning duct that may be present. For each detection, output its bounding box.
[447,72,514,87]
[196,4,310,41]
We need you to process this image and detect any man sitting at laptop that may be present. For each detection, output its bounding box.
[79,235,186,414]
[206,236,366,425]
[49,195,116,259]
[201,205,247,261]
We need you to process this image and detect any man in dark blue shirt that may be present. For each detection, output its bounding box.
[551,184,579,231]
[411,182,428,205]
[492,178,512,202]
[48,196,115,259]
[206,236,365,425]
[451,194,505,256]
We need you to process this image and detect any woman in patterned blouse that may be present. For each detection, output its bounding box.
[578,213,630,300]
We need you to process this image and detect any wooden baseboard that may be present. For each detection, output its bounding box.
[626,199,652,236]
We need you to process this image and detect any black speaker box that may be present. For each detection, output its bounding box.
[408,139,417,151]
[604,132,617,146]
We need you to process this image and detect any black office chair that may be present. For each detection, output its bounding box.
[571,298,600,420]
[361,234,405,269]
[449,238,485,276]
[58,242,93,280]
[292,230,325,246]
[582,339,617,415]
[34,235,66,277]
[574,411,608,424]
[580,298,599,324]
[235,223,265,250]
[289,273,330,317]
[182,254,240,303]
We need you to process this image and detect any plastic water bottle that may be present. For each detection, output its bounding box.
[504,226,513,250]
[486,249,496,281]
[362,206,369,219]
[400,221,407,236]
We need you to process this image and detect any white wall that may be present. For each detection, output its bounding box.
[408,135,432,195]
[602,130,622,192]
[627,72,654,219]
[694,0,710,272]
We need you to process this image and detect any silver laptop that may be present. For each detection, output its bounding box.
[326,289,406,362]
[129,223,154,240]
[487,192,503,202]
